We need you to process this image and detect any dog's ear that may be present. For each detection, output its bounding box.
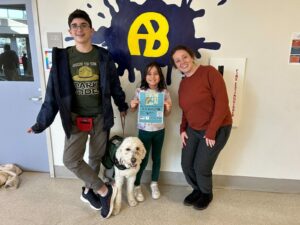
[134,138,146,155]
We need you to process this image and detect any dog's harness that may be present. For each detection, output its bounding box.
[102,135,127,170]
[103,116,128,170]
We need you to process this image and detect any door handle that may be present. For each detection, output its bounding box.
[29,96,42,102]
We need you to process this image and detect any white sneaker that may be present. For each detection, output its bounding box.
[150,182,160,199]
[134,186,145,202]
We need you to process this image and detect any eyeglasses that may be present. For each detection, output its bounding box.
[70,23,90,30]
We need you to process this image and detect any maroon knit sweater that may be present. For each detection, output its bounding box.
[178,65,232,139]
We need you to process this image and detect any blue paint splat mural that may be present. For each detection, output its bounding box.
[66,0,228,84]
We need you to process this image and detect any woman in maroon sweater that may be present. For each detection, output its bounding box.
[170,45,232,210]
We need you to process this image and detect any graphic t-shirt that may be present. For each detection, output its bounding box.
[68,46,102,116]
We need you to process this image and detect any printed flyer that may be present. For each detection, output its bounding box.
[138,91,164,124]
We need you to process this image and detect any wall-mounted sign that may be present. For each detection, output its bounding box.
[210,58,247,127]
[289,32,300,64]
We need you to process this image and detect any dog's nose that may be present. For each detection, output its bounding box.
[131,157,136,164]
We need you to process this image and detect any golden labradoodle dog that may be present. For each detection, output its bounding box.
[112,137,146,215]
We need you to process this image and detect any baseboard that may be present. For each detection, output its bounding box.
[54,166,300,194]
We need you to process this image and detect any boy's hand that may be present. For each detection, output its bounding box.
[27,128,33,133]
[120,111,127,118]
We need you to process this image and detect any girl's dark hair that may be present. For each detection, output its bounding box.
[170,45,195,68]
[140,62,167,91]
[68,9,92,28]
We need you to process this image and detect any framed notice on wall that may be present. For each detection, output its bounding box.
[43,49,52,72]
[210,58,247,127]
[289,32,300,64]
[138,91,164,124]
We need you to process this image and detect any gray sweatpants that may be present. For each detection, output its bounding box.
[63,113,107,191]
[181,125,231,194]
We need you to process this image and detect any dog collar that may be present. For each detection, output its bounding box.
[113,156,127,170]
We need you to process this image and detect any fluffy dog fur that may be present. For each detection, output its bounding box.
[112,137,146,215]
[0,164,22,189]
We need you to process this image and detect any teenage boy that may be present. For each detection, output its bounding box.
[27,9,128,219]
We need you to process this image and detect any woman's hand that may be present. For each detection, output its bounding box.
[204,136,215,148]
[181,131,188,147]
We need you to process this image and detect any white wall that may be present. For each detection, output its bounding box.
[37,0,300,180]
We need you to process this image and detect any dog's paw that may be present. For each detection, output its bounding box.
[102,177,110,183]
[128,198,138,207]
[113,207,120,215]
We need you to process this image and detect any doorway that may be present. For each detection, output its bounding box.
[0,0,52,173]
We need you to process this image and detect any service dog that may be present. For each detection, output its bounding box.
[111,137,146,215]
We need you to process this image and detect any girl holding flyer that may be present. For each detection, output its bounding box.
[130,61,172,201]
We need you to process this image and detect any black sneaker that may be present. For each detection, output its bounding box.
[99,183,117,219]
[183,189,202,206]
[80,187,101,210]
